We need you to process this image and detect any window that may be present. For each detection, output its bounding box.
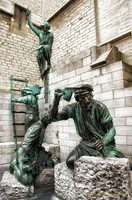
[11,5,27,36]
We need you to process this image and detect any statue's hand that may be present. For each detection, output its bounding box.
[55,89,64,98]
[26,8,31,16]
[95,139,104,151]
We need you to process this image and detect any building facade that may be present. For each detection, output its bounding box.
[0,0,132,165]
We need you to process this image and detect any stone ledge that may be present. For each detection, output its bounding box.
[55,156,131,200]
[0,0,14,15]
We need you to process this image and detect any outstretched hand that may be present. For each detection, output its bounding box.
[26,8,31,16]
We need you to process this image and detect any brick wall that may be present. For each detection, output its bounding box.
[43,0,132,163]
[0,0,42,164]
[0,12,41,90]
[97,0,131,44]
[43,0,71,20]
[10,0,43,17]
[50,0,96,68]
[45,56,132,162]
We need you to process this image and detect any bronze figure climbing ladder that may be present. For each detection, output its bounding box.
[10,76,28,161]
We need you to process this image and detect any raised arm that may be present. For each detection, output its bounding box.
[26,8,40,37]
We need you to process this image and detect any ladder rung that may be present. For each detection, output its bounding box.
[14,136,24,138]
[10,77,28,83]
[10,89,21,92]
[12,101,23,104]
[12,123,25,125]
[12,111,26,114]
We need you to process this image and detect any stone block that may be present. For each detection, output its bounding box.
[125,97,132,107]
[74,156,131,200]
[101,80,124,92]
[115,135,127,145]
[116,126,132,135]
[69,75,80,84]
[0,0,14,15]
[54,162,76,200]
[112,70,123,81]
[55,157,131,200]
[76,65,91,75]
[83,56,91,66]
[114,88,132,99]
[103,98,125,108]
[94,91,113,101]
[126,136,132,145]
[42,142,60,164]
[81,69,100,80]
[101,61,122,74]
[93,73,112,85]
[34,168,54,188]
[115,107,132,117]
[113,117,126,126]
[126,118,132,125]
[0,171,34,200]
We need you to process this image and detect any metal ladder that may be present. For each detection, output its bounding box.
[10,76,28,159]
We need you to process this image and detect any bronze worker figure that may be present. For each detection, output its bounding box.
[26,9,53,79]
[9,86,54,186]
[45,84,126,169]
[17,85,40,133]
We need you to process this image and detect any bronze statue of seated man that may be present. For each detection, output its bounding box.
[43,84,127,169]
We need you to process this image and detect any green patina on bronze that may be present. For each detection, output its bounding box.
[9,85,54,186]
[26,8,53,79]
[18,85,40,133]
[42,84,126,169]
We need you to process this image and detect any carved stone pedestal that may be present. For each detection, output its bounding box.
[0,171,34,200]
[55,156,131,200]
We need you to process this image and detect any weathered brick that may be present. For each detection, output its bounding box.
[112,70,123,81]
[126,136,132,145]
[115,126,132,135]
[126,118,132,125]
[62,70,75,80]
[115,107,132,117]
[103,98,125,108]
[81,69,100,80]
[94,91,113,101]
[93,73,112,85]
[69,75,80,84]
[113,117,126,126]
[125,97,132,107]
[114,88,132,98]
[76,65,91,75]
[115,135,127,145]
[101,61,122,74]
[83,56,91,66]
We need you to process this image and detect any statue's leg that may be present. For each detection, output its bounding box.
[37,50,45,78]
[43,47,51,70]
[37,128,45,147]
[66,144,87,169]
[9,159,33,185]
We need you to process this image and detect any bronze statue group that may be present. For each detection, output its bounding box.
[9,9,129,186]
